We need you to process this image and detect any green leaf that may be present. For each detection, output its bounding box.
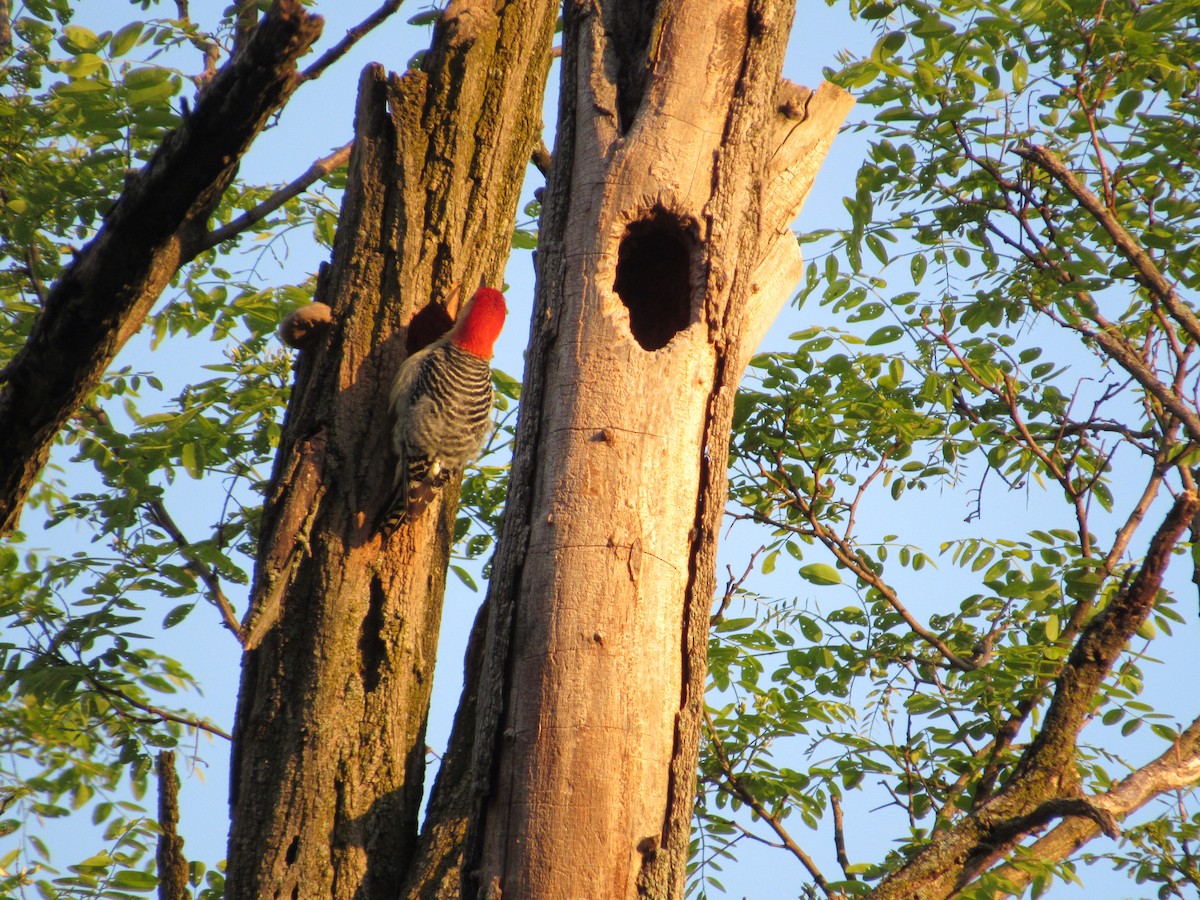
[127,80,179,108]
[910,253,927,285]
[162,604,194,629]
[109,869,159,890]
[110,22,145,57]
[61,24,102,53]
[511,229,538,250]
[798,563,841,586]
[181,443,202,479]
[450,565,478,592]
[865,325,902,346]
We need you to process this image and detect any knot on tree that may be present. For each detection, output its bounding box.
[613,207,697,351]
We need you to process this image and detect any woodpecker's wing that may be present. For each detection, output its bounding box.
[379,346,432,534]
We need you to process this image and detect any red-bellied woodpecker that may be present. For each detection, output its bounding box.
[380,286,507,533]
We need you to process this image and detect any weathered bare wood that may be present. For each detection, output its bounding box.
[224,0,557,893]
[0,0,323,536]
[466,0,854,895]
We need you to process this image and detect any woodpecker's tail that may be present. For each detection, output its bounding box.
[378,478,410,536]
[378,460,453,536]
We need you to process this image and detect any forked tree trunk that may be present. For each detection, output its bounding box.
[461,0,854,896]
[224,0,556,893]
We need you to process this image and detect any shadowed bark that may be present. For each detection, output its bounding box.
[223,0,557,893]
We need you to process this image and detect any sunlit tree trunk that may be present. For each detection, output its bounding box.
[223,0,556,893]
[460,0,854,895]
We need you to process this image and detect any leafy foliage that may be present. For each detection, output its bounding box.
[0,3,340,895]
[695,0,1200,896]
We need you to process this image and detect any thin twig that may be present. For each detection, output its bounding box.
[144,498,245,644]
[762,457,978,672]
[174,0,221,86]
[703,708,833,896]
[711,546,763,625]
[86,675,233,741]
[194,142,352,254]
[300,0,406,83]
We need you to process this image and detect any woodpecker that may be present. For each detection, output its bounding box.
[380,286,507,533]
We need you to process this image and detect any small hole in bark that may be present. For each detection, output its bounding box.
[285,834,300,865]
[359,577,387,693]
[613,208,695,351]
[405,301,454,355]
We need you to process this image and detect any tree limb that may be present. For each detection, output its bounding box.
[869,491,1199,899]
[155,751,190,900]
[0,0,323,537]
[0,0,11,59]
[300,0,406,83]
[194,141,352,254]
[984,714,1200,895]
[1015,144,1200,346]
[1009,490,1199,788]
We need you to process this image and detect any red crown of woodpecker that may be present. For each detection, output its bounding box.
[451,287,507,359]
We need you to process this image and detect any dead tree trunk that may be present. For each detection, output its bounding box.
[462,0,854,896]
[223,0,556,893]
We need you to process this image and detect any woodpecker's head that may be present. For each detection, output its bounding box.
[450,287,507,359]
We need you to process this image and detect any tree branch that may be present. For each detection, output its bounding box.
[983,714,1200,895]
[86,675,233,741]
[870,491,1199,899]
[144,497,245,644]
[1010,490,1199,787]
[174,0,221,87]
[1015,144,1200,346]
[0,0,323,537]
[0,0,11,59]
[704,708,832,896]
[193,141,352,254]
[831,793,855,881]
[155,751,190,900]
[300,0,405,83]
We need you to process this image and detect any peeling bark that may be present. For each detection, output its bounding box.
[0,0,323,535]
[461,0,853,896]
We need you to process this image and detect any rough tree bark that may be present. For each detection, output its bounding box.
[223,0,556,894]
[454,0,854,896]
[0,0,323,536]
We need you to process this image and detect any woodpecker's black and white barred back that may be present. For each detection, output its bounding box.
[380,287,507,533]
